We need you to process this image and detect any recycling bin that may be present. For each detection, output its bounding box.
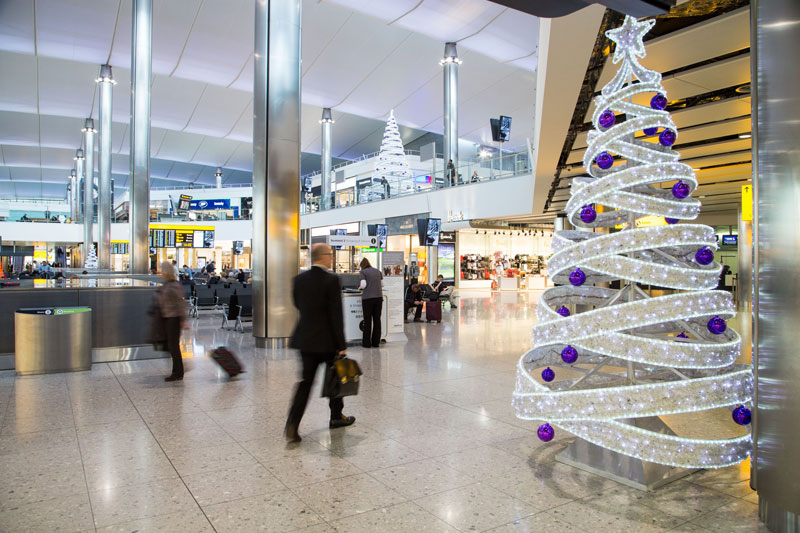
[15,307,92,375]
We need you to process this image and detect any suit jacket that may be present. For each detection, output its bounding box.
[289,266,346,353]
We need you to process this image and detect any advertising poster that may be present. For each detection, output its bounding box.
[381,251,407,341]
[438,243,455,282]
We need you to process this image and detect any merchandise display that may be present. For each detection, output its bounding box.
[513,16,751,469]
[460,254,490,280]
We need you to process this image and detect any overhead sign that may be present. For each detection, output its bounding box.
[386,213,429,235]
[741,184,753,221]
[635,215,667,228]
[190,199,230,210]
[177,194,192,212]
[325,235,379,248]
[149,224,215,248]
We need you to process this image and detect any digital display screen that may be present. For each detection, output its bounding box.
[149,226,214,248]
[233,241,244,255]
[177,194,192,212]
[203,231,215,248]
[499,115,512,141]
[425,218,441,246]
[722,235,738,246]
[375,224,388,249]
[414,175,432,184]
[111,242,129,255]
[438,243,455,282]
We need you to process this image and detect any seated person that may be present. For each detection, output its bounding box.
[237,269,247,283]
[404,283,424,323]
[431,275,458,308]
[54,269,64,280]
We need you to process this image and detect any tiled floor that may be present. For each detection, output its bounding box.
[0,291,765,532]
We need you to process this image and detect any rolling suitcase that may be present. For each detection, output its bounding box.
[426,299,442,323]
[210,347,244,378]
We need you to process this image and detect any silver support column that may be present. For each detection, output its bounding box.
[737,209,752,313]
[427,247,438,284]
[441,42,460,181]
[129,0,152,275]
[753,0,800,530]
[82,119,96,265]
[69,169,77,222]
[74,150,85,266]
[97,65,114,271]
[215,167,223,189]
[252,0,301,346]
[320,108,333,210]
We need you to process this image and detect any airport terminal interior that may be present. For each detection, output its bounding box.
[0,0,797,531]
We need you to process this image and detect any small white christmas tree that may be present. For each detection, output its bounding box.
[84,244,98,269]
[374,110,411,190]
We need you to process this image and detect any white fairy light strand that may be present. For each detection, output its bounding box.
[513,14,752,469]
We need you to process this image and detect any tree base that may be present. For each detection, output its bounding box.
[555,416,696,492]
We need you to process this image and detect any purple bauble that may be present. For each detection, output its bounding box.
[643,127,658,136]
[568,268,586,286]
[677,331,689,339]
[595,151,614,170]
[541,367,555,382]
[665,217,679,225]
[537,423,555,442]
[659,129,677,146]
[732,405,752,426]
[707,316,727,335]
[599,109,616,129]
[651,93,668,110]
[580,205,597,224]
[672,180,690,199]
[561,345,579,364]
[556,305,570,317]
[695,246,715,265]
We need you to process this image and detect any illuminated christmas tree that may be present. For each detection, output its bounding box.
[374,110,411,191]
[84,244,98,269]
[513,16,752,470]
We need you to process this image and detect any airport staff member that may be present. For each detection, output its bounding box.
[358,258,383,348]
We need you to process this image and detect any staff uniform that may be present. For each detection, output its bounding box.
[359,266,383,347]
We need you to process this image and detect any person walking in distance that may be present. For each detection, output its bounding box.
[159,260,187,382]
[358,257,383,348]
[285,243,355,442]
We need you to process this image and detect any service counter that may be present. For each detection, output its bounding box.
[0,278,164,370]
[342,292,389,343]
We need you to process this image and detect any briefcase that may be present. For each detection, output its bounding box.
[322,357,363,399]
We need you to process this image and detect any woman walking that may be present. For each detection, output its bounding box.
[159,260,187,381]
[358,258,383,348]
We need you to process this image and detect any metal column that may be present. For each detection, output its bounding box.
[252,0,301,346]
[74,149,85,266]
[737,210,752,313]
[97,65,114,271]
[320,108,333,210]
[441,42,460,181]
[129,0,152,275]
[82,119,96,265]
[215,167,223,189]
[69,169,77,222]
[752,0,800,530]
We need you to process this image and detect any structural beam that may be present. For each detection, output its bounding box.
[252,0,301,346]
[320,108,333,210]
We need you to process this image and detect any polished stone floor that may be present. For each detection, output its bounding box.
[0,291,764,532]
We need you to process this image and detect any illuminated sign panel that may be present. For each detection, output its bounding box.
[148,225,215,248]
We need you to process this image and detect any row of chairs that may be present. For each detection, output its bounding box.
[185,285,253,332]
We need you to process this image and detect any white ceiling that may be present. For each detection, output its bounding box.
[0,0,539,199]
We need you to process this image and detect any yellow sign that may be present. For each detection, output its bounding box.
[33,250,47,260]
[150,224,214,231]
[742,184,753,221]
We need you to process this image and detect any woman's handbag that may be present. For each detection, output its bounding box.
[322,356,363,399]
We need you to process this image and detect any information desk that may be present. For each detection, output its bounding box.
[0,279,164,370]
[15,307,92,375]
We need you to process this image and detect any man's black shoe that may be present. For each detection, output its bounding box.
[329,415,356,429]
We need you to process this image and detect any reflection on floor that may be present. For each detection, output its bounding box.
[0,291,764,532]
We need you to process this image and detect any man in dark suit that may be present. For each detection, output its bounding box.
[285,243,356,443]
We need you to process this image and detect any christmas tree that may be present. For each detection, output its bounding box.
[84,244,98,269]
[374,110,411,194]
[513,16,752,469]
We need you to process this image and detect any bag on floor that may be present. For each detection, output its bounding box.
[322,356,362,399]
[210,346,244,377]
[425,299,442,323]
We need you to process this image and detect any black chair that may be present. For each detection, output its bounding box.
[234,294,253,332]
[192,285,217,317]
[236,286,252,298]
[181,283,194,301]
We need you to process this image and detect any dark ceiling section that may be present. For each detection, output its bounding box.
[489,0,673,18]
[543,0,752,216]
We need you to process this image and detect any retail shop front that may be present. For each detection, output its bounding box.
[457,228,553,290]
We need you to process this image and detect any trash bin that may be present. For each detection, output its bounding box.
[15,307,92,375]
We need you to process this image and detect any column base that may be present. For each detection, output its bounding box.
[760,496,800,533]
[255,337,291,349]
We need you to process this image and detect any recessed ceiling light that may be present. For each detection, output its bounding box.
[739,133,752,139]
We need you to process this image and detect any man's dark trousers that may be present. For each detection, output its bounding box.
[287,351,343,428]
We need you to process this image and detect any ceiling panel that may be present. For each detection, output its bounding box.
[150,75,206,130]
[459,8,539,64]
[679,138,750,160]
[184,85,251,137]
[300,1,353,77]
[14,181,42,197]
[38,56,98,118]
[35,0,118,63]
[0,110,39,146]
[190,137,241,168]
[675,54,750,92]
[320,0,418,23]
[0,51,38,113]
[0,183,14,196]
[8,166,42,180]
[151,0,202,74]
[0,0,35,54]
[225,142,253,172]
[155,130,204,162]
[1,144,40,167]
[171,0,253,86]
[41,184,68,198]
[40,147,76,169]
[226,99,253,143]
[394,0,505,43]
[39,115,85,149]
[167,161,204,181]
[150,158,175,179]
